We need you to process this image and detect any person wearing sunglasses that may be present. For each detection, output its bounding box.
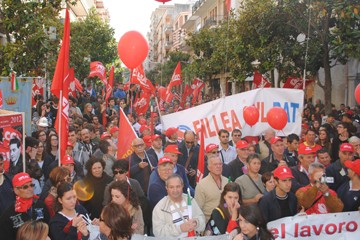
[0,172,50,239]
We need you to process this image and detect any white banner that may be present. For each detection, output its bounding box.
[132,234,230,240]
[267,211,360,240]
[161,88,304,145]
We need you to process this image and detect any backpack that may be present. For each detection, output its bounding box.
[203,207,225,236]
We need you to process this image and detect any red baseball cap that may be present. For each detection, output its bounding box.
[143,135,152,147]
[158,157,173,165]
[164,144,182,154]
[140,125,150,133]
[100,132,111,140]
[13,172,32,188]
[66,141,74,148]
[205,143,219,153]
[273,166,294,180]
[165,127,178,138]
[151,134,161,141]
[345,159,360,175]
[340,143,354,153]
[270,137,283,145]
[61,155,75,165]
[110,126,119,135]
[138,119,147,125]
[298,145,316,155]
[236,140,249,149]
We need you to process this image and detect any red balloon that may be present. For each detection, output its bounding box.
[243,106,259,127]
[267,107,288,130]
[118,31,149,69]
[155,0,172,3]
[355,84,360,105]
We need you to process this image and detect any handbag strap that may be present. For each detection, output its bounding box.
[246,174,263,194]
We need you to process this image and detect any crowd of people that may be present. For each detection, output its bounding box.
[0,82,360,240]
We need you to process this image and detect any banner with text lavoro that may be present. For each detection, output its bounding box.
[161,88,304,145]
[267,211,360,240]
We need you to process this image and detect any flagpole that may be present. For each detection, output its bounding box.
[58,89,62,166]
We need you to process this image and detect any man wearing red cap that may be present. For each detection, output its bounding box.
[147,157,175,208]
[0,172,50,239]
[146,134,164,162]
[164,127,179,147]
[260,137,296,174]
[164,144,194,196]
[290,145,316,192]
[109,126,119,146]
[337,159,360,211]
[228,140,250,181]
[326,143,355,191]
[139,125,151,137]
[296,162,343,215]
[259,166,298,223]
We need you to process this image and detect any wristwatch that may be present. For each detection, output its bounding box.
[323,191,330,197]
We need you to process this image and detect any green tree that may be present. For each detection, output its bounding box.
[0,0,65,76]
[70,8,117,81]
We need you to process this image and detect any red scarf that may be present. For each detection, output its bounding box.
[15,195,39,213]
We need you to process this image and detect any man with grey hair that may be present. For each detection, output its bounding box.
[296,162,344,214]
[349,136,360,158]
[152,173,205,237]
[195,155,228,221]
[256,128,275,160]
[129,138,157,195]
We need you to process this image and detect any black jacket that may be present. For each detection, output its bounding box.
[228,157,245,182]
[258,188,298,223]
[260,154,296,174]
[290,166,310,193]
[49,205,89,240]
[326,159,349,191]
[0,197,50,239]
[0,173,15,216]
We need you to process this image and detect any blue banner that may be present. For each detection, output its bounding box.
[0,77,33,136]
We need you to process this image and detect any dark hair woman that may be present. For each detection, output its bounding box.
[82,156,112,218]
[261,172,275,194]
[233,204,274,240]
[99,202,133,240]
[43,133,59,179]
[49,182,89,240]
[205,182,242,235]
[108,181,144,235]
[316,129,332,154]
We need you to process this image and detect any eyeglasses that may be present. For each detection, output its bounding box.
[17,183,35,190]
[113,169,127,175]
[185,141,194,144]
[233,135,241,137]
[132,143,145,148]
[210,151,220,154]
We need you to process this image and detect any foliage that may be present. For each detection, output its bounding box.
[0,0,65,76]
[70,8,118,81]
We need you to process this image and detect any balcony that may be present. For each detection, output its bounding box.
[192,0,216,16]
[164,25,173,34]
[203,18,217,28]
[165,40,173,50]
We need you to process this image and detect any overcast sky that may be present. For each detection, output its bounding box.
[103,0,189,41]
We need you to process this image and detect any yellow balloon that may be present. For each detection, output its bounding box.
[73,180,94,201]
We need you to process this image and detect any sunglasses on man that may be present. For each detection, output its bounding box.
[17,183,35,190]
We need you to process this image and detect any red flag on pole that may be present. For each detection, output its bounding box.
[131,65,156,94]
[0,89,3,109]
[196,124,205,183]
[283,77,313,89]
[68,68,76,97]
[166,62,182,94]
[105,65,115,103]
[51,8,70,163]
[74,78,83,93]
[225,0,232,13]
[191,78,205,105]
[117,108,138,159]
[51,9,70,98]
[134,91,151,116]
[252,70,271,89]
[88,61,107,81]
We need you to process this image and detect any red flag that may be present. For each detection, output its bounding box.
[88,61,107,82]
[123,81,131,91]
[131,65,155,94]
[196,124,205,183]
[51,9,70,162]
[74,78,83,93]
[51,9,70,98]
[166,62,182,94]
[134,91,151,116]
[117,108,138,159]
[191,78,205,105]
[283,77,313,89]
[252,70,271,89]
[225,0,231,13]
[68,68,76,97]
[180,84,192,107]
[157,86,167,102]
[0,89,2,109]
